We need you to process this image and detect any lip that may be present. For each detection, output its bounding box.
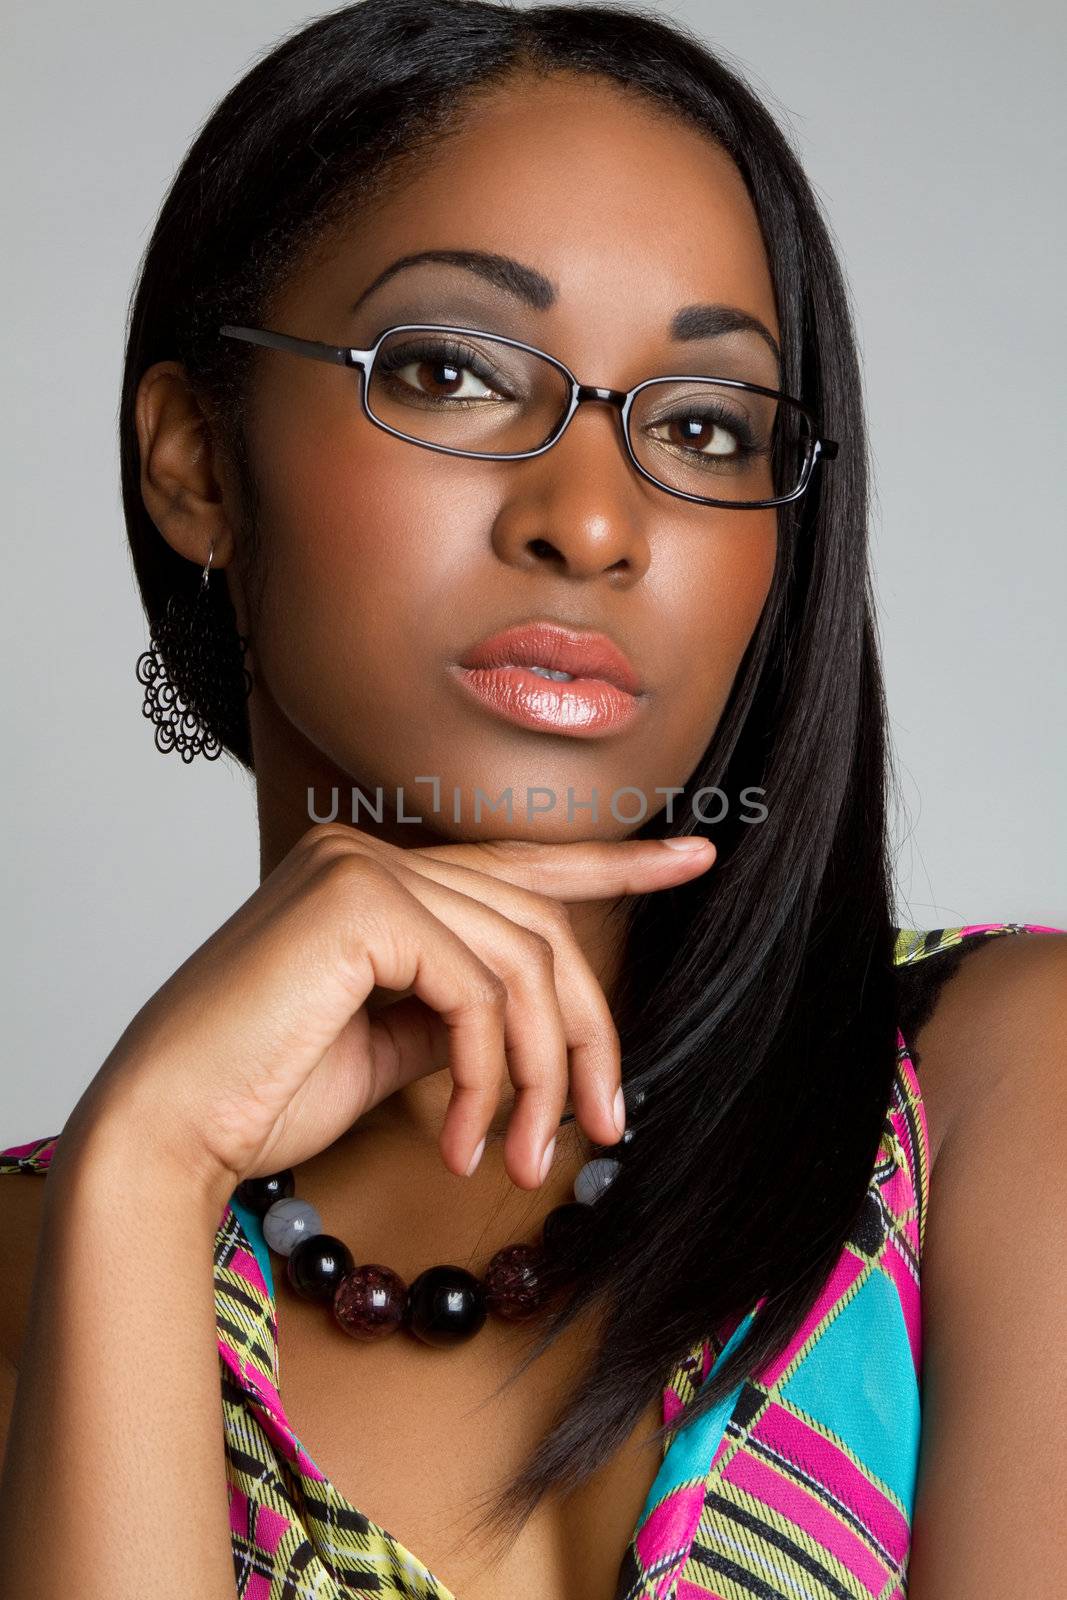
[451,619,646,739]
[458,620,642,693]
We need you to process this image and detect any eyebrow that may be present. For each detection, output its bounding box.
[350,248,782,370]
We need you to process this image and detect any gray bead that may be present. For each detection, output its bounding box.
[263,1196,324,1256]
[574,1157,621,1206]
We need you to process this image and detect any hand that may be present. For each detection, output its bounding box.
[62,823,715,1202]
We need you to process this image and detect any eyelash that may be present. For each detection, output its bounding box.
[373,334,765,459]
[374,337,513,398]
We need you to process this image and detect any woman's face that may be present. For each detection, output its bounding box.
[225,72,781,845]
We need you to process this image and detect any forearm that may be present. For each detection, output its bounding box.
[0,1115,237,1598]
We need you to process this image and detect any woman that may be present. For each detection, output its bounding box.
[1,2,1064,1596]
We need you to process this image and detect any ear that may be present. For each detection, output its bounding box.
[135,360,238,572]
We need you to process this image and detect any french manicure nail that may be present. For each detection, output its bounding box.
[539,1135,557,1184]
[466,1135,486,1177]
[661,836,710,851]
[612,1086,627,1135]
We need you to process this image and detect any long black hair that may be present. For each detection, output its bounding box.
[119,0,898,1549]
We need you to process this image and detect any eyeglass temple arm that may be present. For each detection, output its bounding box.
[218,325,369,369]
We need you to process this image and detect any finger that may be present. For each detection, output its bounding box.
[414,832,716,905]
[315,853,512,1179]
[297,821,715,906]
[370,850,622,1156]
[356,862,572,1189]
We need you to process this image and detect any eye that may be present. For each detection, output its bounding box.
[647,408,751,458]
[374,338,508,404]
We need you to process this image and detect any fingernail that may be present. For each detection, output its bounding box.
[538,1136,557,1184]
[465,1136,486,1177]
[660,837,710,851]
[612,1086,627,1135]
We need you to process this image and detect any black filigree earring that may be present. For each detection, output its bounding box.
[135,543,253,763]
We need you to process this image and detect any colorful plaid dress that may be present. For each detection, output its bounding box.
[2,920,1062,1599]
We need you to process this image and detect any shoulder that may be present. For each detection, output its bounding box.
[900,925,1067,1168]
[900,929,1067,1591]
[0,1137,60,1371]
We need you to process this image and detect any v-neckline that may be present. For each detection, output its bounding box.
[218,1193,753,1600]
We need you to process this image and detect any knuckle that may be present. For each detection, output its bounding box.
[300,820,353,849]
[531,896,572,937]
[472,967,509,1011]
[519,928,556,970]
[475,838,552,889]
[315,845,389,901]
[299,821,362,865]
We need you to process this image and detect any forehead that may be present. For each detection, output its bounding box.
[281,72,780,380]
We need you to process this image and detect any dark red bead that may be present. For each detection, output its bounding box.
[404,1265,487,1346]
[484,1242,548,1321]
[286,1233,355,1302]
[333,1264,407,1339]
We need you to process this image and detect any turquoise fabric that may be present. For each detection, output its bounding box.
[780,1264,921,1508]
[229,1193,275,1298]
[637,1309,755,1522]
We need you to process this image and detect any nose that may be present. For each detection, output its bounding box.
[488,393,652,583]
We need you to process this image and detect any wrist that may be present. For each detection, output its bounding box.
[48,1088,237,1224]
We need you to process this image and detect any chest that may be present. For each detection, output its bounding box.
[275,1287,665,1600]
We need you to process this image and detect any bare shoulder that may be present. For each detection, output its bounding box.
[0,1170,51,1370]
[904,929,1067,1595]
[906,928,1067,1167]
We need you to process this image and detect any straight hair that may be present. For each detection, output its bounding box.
[119,0,899,1549]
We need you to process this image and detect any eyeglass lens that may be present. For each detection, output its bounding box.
[365,328,813,504]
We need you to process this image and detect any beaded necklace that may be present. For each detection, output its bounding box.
[234,1090,643,1347]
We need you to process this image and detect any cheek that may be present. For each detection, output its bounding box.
[237,404,473,772]
[662,516,778,757]
[248,411,450,645]
[713,515,779,651]
[678,512,778,664]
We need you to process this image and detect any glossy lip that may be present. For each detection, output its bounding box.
[457,620,642,693]
[450,619,646,739]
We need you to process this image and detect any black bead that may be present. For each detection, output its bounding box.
[287,1233,356,1302]
[404,1265,487,1346]
[235,1170,295,1217]
[542,1201,594,1267]
[624,1085,648,1120]
[593,1125,637,1162]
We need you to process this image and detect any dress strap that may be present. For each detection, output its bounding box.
[892,920,1061,967]
[0,1134,60,1174]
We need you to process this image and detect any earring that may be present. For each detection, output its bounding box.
[135,543,253,763]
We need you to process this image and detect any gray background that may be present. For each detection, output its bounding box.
[2,1,1064,1142]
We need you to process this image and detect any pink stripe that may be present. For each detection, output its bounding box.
[896,1040,920,1099]
[880,1238,920,1372]
[878,1162,914,1225]
[0,1136,58,1165]
[961,921,1065,936]
[724,1450,890,1594]
[753,1403,910,1564]
[635,1483,705,1597]
[225,1239,270,1298]
[228,1483,248,1538]
[758,1248,866,1388]
[226,1487,276,1599]
[250,1502,291,1555]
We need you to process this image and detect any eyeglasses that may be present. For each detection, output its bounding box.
[218,322,838,509]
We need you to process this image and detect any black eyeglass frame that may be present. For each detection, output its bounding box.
[218,321,839,510]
